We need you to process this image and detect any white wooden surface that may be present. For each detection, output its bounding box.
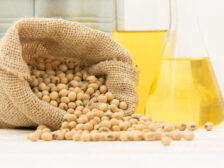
[0,128,224,168]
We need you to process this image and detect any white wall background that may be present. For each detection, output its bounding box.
[198,0,224,93]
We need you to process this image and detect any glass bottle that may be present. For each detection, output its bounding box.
[113,0,168,115]
[146,0,224,126]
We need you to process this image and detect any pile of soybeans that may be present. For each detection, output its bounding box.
[27,57,214,146]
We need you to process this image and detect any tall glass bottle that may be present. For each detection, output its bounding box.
[113,0,168,115]
[146,0,224,126]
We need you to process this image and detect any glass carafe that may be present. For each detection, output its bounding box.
[146,0,224,126]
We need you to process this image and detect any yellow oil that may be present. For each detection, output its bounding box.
[113,30,167,114]
[146,57,224,126]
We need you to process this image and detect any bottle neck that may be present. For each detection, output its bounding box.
[170,0,199,32]
[163,0,209,59]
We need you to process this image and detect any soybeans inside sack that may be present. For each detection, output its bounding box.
[27,57,214,146]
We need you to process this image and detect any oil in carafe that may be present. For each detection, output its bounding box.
[146,57,224,126]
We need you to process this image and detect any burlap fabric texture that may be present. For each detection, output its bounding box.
[0,18,139,129]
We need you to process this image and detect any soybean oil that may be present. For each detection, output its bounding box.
[113,30,167,115]
[146,57,224,126]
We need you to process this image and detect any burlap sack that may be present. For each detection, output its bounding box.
[0,18,139,129]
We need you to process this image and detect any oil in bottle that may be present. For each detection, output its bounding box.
[113,30,167,115]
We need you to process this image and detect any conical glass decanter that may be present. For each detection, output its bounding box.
[146,0,224,126]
